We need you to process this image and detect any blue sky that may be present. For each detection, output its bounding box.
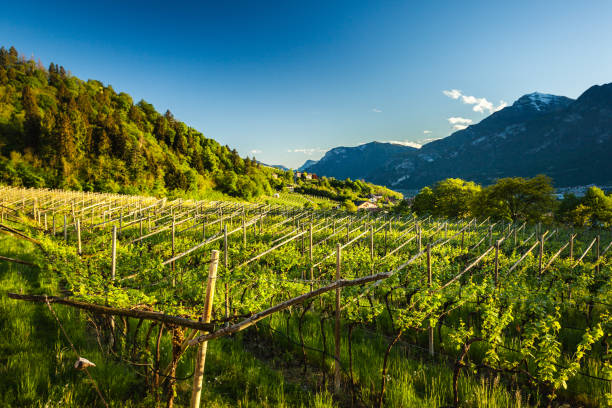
[2,1,612,168]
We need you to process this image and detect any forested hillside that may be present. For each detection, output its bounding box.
[0,46,278,199]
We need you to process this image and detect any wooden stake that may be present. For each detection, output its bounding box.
[190,250,219,408]
[172,215,176,287]
[335,243,342,394]
[64,214,68,242]
[538,234,544,274]
[370,225,374,262]
[494,240,500,287]
[111,225,117,280]
[76,219,82,255]
[596,235,600,274]
[569,233,574,261]
[427,244,433,356]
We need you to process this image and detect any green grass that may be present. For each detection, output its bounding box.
[0,234,336,407]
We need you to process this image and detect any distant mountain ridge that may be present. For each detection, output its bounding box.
[302,84,612,190]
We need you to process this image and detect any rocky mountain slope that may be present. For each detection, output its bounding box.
[303,84,612,189]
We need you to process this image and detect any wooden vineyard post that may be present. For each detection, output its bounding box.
[242,213,246,247]
[119,211,123,238]
[488,225,493,247]
[63,214,68,242]
[224,225,229,322]
[172,215,176,287]
[309,224,313,284]
[513,226,517,247]
[111,225,117,280]
[76,219,82,255]
[190,250,219,408]
[494,239,500,287]
[427,244,434,356]
[370,225,374,262]
[52,213,56,235]
[596,235,600,273]
[334,243,342,394]
[569,233,574,261]
[538,234,544,274]
[417,223,422,253]
[202,216,206,241]
[460,230,465,250]
[44,212,47,231]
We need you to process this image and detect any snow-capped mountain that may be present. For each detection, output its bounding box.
[300,84,612,190]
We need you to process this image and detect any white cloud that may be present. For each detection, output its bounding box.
[287,148,327,155]
[448,117,472,131]
[372,108,382,113]
[448,117,473,125]
[443,89,506,114]
[423,130,432,134]
[443,89,462,99]
[250,149,262,155]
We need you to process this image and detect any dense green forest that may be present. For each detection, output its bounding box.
[401,175,612,227]
[293,172,402,208]
[0,46,280,200]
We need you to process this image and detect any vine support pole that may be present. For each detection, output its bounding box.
[494,239,500,287]
[76,219,82,255]
[427,243,434,356]
[538,234,544,274]
[309,224,313,284]
[111,225,117,280]
[334,243,342,394]
[569,233,574,261]
[224,225,229,322]
[63,214,67,242]
[596,235,600,273]
[172,214,176,287]
[190,250,219,408]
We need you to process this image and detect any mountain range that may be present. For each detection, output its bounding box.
[301,85,612,191]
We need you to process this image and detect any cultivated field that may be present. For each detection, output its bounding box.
[0,186,610,407]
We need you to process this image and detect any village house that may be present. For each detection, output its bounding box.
[354,200,379,211]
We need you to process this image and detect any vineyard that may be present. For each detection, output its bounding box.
[0,185,610,407]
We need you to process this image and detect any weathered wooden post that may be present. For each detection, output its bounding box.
[224,225,229,322]
[569,233,574,261]
[119,211,123,238]
[596,235,600,274]
[370,225,374,262]
[538,234,544,274]
[202,216,207,241]
[308,224,313,282]
[64,214,68,242]
[242,214,246,246]
[417,223,422,253]
[190,250,219,408]
[335,243,342,394]
[111,225,117,280]
[172,214,176,286]
[76,219,82,255]
[494,239,500,287]
[427,244,434,356]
